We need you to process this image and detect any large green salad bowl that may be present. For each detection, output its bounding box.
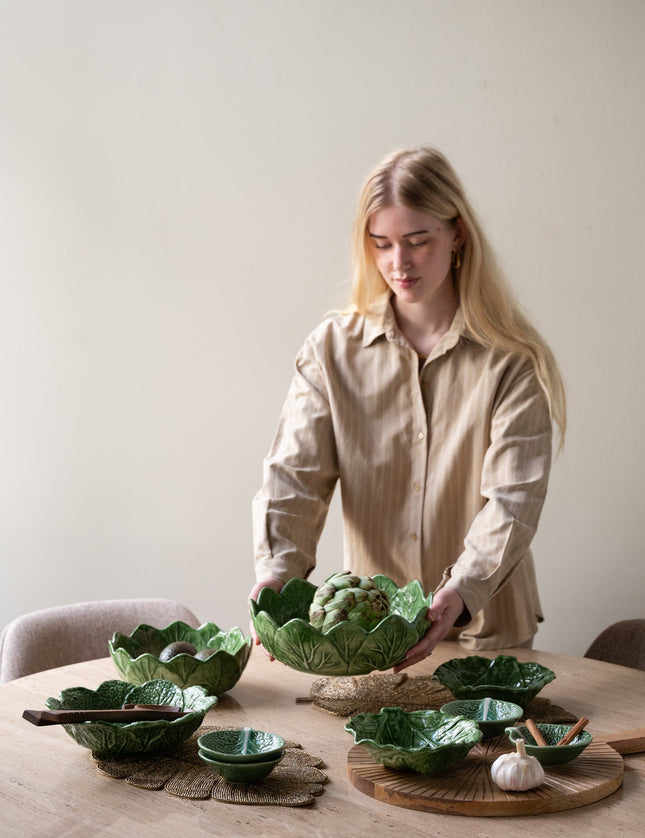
[345,706,482,776]
[45,678,217,755]
[249,575,432,676]
[433,654,556,708]
[109,620,252,696]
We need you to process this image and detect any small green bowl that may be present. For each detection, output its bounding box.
[440,698,523,739]
[198,728,285,763]
[345,706,482,776]
[198,749,284,782]
[433,655,556,708]
[506,723,593,765]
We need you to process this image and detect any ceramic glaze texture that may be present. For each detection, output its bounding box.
[440,698,523,738]
[109,621,252,696]
[249,574,432,676]
[198,729,285,763]
[506,723,593,765]
[345,707,482,775]
[433,655,556,707]
[45,679,217,755]
[197,749,284,782]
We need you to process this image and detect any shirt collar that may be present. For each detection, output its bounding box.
[362,292,466,357]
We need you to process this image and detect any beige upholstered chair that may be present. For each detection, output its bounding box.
[0,598,200,682]
[584,619,645,672]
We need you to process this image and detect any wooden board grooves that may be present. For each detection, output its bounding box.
[347,740,624,816]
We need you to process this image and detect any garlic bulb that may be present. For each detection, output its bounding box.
[491,738,545,791]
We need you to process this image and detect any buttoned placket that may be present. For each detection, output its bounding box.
[385,327,428,581]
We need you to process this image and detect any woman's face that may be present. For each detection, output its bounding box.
[368,203,462,311]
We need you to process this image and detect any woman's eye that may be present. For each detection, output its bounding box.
[374,242,391,250]
[410,239,428,247]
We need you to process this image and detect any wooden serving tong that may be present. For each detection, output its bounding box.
[22,703,188,726]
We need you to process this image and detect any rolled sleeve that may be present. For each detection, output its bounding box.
[253,340,339,583]
[442,359,553,619]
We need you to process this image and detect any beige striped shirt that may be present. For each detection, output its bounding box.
[253,293,552,649]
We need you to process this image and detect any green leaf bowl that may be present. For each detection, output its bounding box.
[45,679,217,755]
[249,575,432,676]
[198,729,285,763]
[440,698,524,738]
[506,723,593,765]
[197,749,284,782]
[109,620,252,696]
[433,655,556,708]
[345,706,482,776]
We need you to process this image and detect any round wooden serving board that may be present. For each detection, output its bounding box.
[347,739,623,816]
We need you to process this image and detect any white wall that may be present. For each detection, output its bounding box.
[1,0,643,656]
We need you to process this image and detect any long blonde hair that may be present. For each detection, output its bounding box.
[349,146,566,445]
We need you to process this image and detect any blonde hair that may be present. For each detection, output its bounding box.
[349,146,566,445]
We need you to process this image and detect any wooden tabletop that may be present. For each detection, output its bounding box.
[1,643,643,837]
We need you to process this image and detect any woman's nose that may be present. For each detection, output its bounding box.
[391,246,410,273]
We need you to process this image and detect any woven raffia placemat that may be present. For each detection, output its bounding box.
[299,672,578,723]
[92,726,327,807]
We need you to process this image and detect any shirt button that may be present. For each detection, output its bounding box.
[410,533,418,541]
[413,483,421,492]
[417,431,425,440]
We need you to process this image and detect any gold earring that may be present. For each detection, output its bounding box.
[452,247,462,269]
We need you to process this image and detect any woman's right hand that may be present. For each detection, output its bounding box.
[247,576,285,659]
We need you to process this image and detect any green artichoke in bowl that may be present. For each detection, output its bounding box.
[345,706,482,775]
[45,678,217,755]
[249,574,432,676]
[109,621,252,696]
[433,654,556,708]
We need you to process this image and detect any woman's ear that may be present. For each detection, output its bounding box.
[454,217,467,248]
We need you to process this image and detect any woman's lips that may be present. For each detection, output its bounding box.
[393,276,419,289]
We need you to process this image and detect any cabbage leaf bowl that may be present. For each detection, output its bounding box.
[249,575,432,676]
[433,654,556,708]
[45,678,217,755]
[345,706,482,775]
[109,620,252,696]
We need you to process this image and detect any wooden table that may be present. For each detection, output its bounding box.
[1,643,644,837]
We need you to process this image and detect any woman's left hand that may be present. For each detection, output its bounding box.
[393,588,465,673]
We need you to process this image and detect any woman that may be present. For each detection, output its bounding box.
[249,146,566,669]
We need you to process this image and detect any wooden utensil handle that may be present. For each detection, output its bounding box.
[22,708,187,726]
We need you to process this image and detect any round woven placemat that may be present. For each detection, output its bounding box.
[92,727,327,807]
[301,672,578,723]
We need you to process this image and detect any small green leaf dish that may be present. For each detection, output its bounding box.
[345,706,482,776]
[198,729,285,763]
[440,698,523,738]
[506,723,593,765]
[45,679,217,755]
[249,575,432,676]
[433,655,556,708]
[109,620,252,696]
[198,749,284,782]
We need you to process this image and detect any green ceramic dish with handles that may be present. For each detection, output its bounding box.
[249,574,433,676]
[506,723,593,765]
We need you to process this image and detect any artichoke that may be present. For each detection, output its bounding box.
[309,572,390,632]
